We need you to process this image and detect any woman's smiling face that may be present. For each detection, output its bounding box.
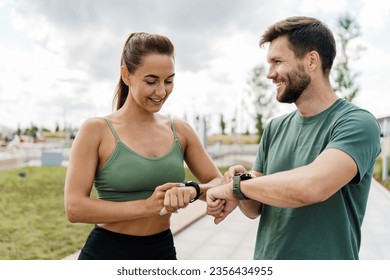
[127,53,175,113]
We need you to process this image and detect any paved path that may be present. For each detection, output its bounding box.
[359,179,390,259]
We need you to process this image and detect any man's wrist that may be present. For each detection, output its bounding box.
[232,173,252,200]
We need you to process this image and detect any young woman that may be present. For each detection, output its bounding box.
[64,32,223,260]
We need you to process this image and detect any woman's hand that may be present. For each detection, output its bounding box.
[159,183,197,215]
[145,183,181,216]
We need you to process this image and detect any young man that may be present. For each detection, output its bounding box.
[206,16,381,260]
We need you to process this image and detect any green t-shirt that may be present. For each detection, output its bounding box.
[253,98,381,260]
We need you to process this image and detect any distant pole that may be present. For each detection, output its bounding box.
[382,118,389,182]
[199,115,208,150]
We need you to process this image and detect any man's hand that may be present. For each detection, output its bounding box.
[223,165,248,183]
[206,183,239,224]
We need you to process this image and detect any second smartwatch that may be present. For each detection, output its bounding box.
[233,173,252,200]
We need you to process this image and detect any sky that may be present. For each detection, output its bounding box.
[0,0,389,134]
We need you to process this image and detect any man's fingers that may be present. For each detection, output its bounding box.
[223,171,233,183]
[207,199,225,217]
[207,198,225,210]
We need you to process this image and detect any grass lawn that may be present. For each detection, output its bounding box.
[0,167,92,259]
[0,166,228,260]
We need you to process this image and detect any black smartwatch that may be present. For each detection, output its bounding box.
[233,173,252,200]
[184,181,202,202]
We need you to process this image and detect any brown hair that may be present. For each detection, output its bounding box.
[113,32,175,110]
[260,16,336,76]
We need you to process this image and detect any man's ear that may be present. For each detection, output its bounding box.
[121,65,131,85]
[307,51,320,71]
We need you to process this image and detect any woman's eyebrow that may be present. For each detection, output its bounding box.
[144,73,175,79]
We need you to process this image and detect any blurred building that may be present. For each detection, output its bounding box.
[377,115,390,181]
[0,124,13,145]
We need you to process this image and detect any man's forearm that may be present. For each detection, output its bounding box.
[238,199,262,218]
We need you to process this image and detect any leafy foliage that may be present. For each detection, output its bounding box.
[246,64,275,142]
[332,14,365,102]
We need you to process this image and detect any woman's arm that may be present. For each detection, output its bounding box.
[160,119,224,214]
[175,119,224,197]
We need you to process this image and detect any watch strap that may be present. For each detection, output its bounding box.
[184,181,202,202]
[233,174,250,200]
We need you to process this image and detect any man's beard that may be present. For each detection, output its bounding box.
[277,64,311,104]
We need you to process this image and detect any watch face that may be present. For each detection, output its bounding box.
[237,173,252,180]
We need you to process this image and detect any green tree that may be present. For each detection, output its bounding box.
[332,13,365,102]
[219,114,226,135]
[247,64,275,142]
[55,122,60,132]
[255,113,264,140]
[231,111,237,135]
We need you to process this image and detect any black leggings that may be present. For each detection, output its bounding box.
[78,225,177,260]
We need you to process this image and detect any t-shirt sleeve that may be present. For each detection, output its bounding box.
[325,109,381,184]
[253,121,271,173]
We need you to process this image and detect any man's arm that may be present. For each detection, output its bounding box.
[236,170,263,219]
[207,148,357,224]
[239,148,357,208]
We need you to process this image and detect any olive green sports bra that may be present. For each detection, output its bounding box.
[94,118,185,202]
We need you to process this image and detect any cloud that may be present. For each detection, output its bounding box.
[360,0,390,29]
[4,0,278,130]
[297,0,348,14]
[11,0,268,78]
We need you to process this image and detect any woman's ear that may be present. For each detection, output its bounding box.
[121,65,131,85]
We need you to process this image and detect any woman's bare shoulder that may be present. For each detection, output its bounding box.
[76,117,110,140]
[80,117,108,129]
[170,118,195,133]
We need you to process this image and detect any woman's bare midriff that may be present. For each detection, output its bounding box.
[97,214,172,236]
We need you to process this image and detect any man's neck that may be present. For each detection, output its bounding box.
[295,84,339,117]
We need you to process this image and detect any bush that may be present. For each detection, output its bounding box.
[373,156,390,190]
